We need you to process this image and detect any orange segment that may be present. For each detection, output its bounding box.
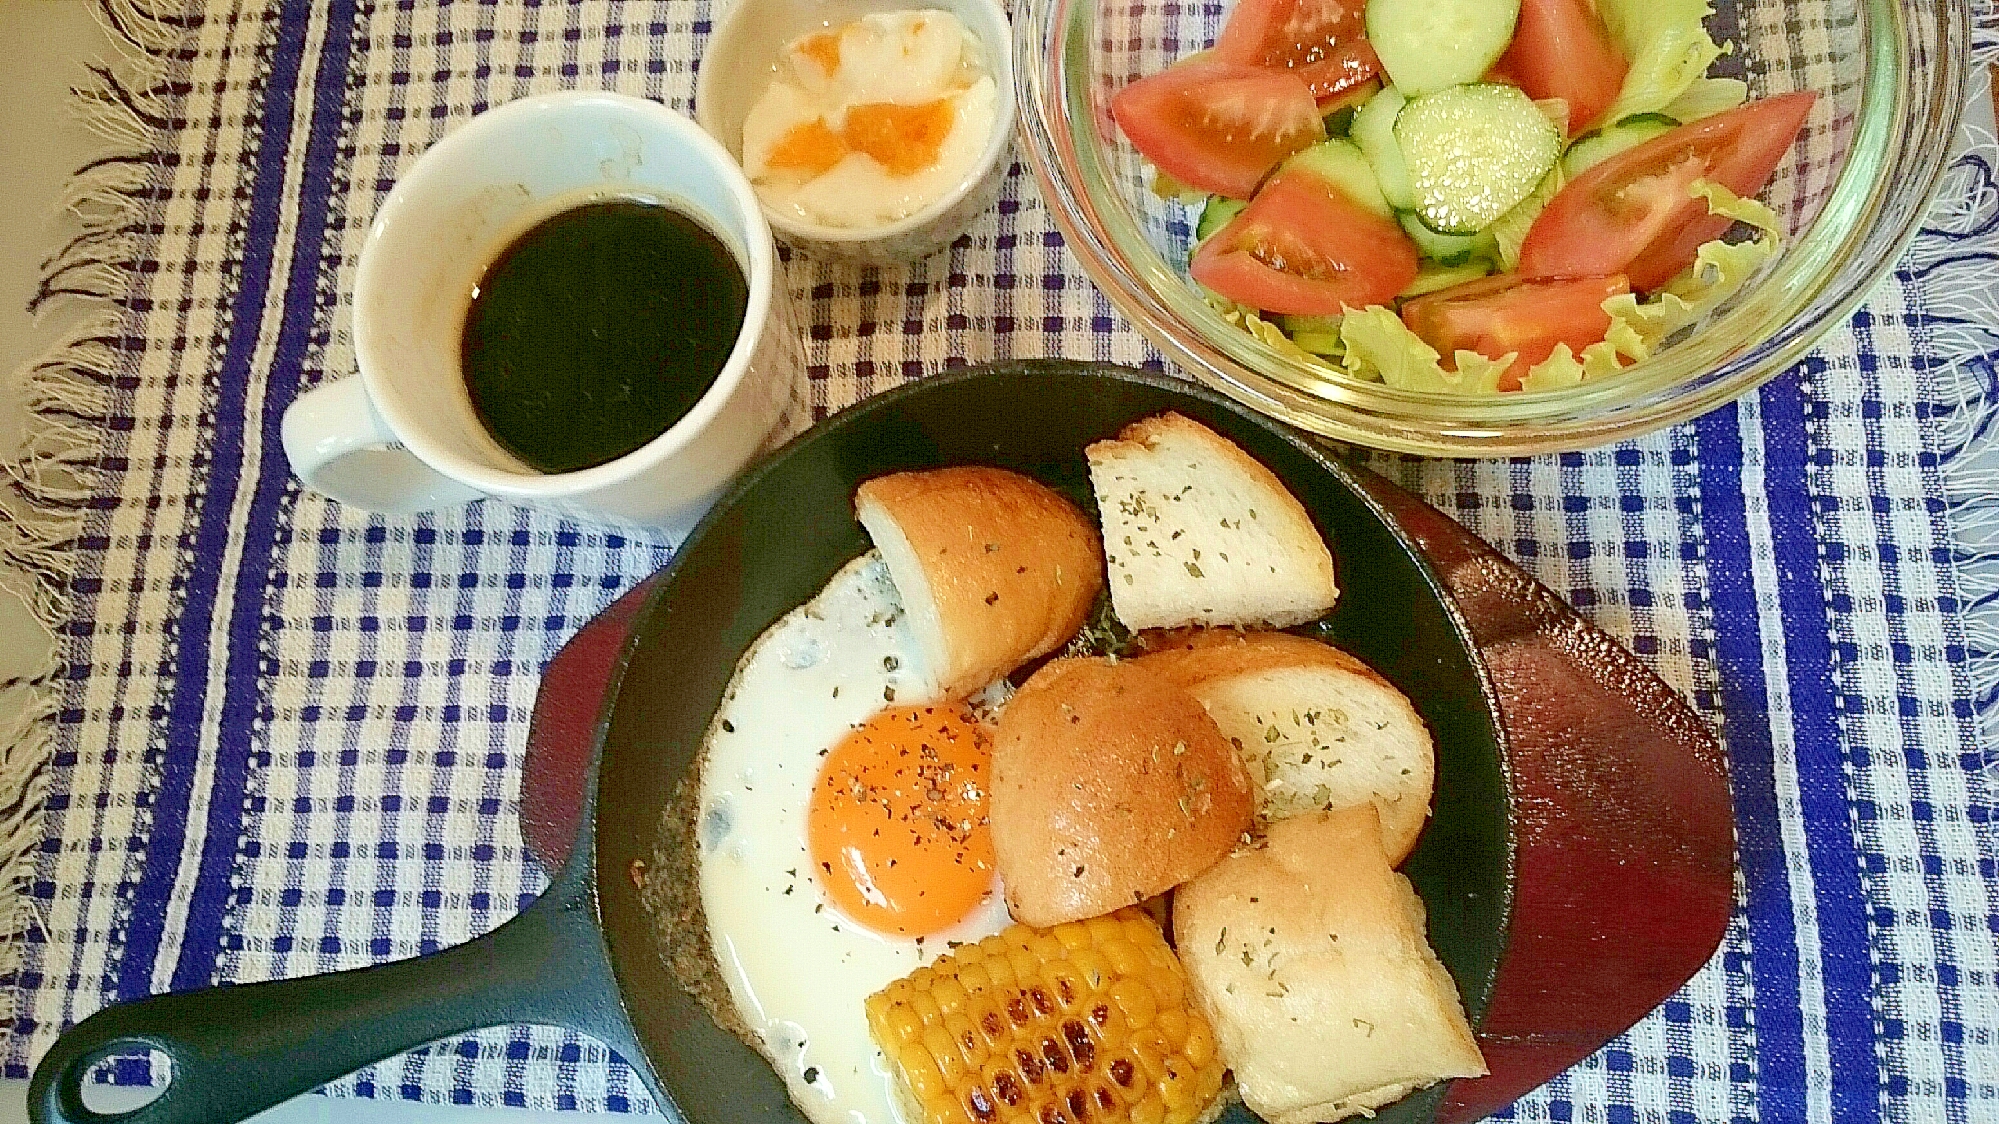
[843,99,958,176]
[808,705,995,937]
[765,117,849,177]
[795,30,843,78]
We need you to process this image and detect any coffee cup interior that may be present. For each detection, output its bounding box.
[353,92,768,486]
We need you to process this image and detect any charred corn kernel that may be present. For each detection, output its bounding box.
[946,1013,986,1066]
[1042,962,1087,1010]
[867,910,1224,1124]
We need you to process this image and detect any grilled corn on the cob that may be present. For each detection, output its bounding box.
[866,910,1226,1124]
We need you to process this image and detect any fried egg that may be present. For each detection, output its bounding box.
[742,10,998,229]
[699,552,1012,1124]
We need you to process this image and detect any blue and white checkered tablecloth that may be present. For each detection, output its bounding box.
[2,0,1996,1119]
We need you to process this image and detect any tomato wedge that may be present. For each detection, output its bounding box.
[1401,274,1630,390]
[1498,0,1627,135]
[1111,62,1324,199]
[1192,168,1419,315]
[1215,0,1366,69]
[1294,40,1382,108]
[1516,93,1816,290]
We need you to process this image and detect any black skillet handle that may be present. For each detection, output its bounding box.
[28,872,636,1124]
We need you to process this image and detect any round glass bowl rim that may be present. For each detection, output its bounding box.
[1015,0,1972,455]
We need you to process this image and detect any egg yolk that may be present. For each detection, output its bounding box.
[808,705,995,937]
[794,30,843,77]
[766,117,850,177]
[842,99,957,176]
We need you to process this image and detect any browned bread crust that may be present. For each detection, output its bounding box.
[1133,627,1391,688]
[855,467,1104,701]
[1133,629,1435,863]
[990,657,1255,926]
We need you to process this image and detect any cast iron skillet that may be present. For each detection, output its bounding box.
[30,362,1513,1124]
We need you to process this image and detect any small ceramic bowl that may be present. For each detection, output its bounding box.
[695,0,1016,266]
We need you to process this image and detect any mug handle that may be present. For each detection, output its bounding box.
[282,375,485,514]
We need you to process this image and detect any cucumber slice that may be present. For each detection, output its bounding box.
[1561,113,1677,178]
[1282,138,1392,219]
[1278,313,1346,336]
[1398,211,1492,266]
[1319,77,1382,138]
[1366,0,1520,96]
[1322,104,1360,137]
[1196,196,1248,242]
[1351,88,1415,211]
[1274,315,1344,355]
[1151,168,1207,203]
[1289,331,1346,356]
[1395,84,1562,235]
[1616,112,1683,128]
[1398,260,1494,299]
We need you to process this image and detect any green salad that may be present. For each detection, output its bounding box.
[1108,0,1817,393]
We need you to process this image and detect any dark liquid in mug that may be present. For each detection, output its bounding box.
[461,198,749,474]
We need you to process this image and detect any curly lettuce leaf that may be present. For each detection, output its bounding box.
[1598,0,1727,123]
[1334,306,1511,394]
[1534,98,1572,140]
[1208,183,1783,397]
[1598,178,1781,359]
[1488,167,1565,272]
[1661,77,1748,123]
[1518,340,1628,391]
[1205,293,1332,366]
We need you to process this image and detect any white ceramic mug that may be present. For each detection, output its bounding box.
[282,91,808,540]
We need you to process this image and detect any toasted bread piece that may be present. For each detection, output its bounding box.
[856,466,1104,701]
[990,658,1254,926]
[1173,807,1487,1124]
[1136,629,1434,863]
[1086,414,1337,631]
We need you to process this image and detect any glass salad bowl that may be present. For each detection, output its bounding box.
[1015,0,1972,454]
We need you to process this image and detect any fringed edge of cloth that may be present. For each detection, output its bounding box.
[0,0,200,1018]
[1925,6,1999,770]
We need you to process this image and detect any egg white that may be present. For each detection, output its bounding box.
[783,79,997,230]
[742,10,998,229]
[698,552,1012,1124]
